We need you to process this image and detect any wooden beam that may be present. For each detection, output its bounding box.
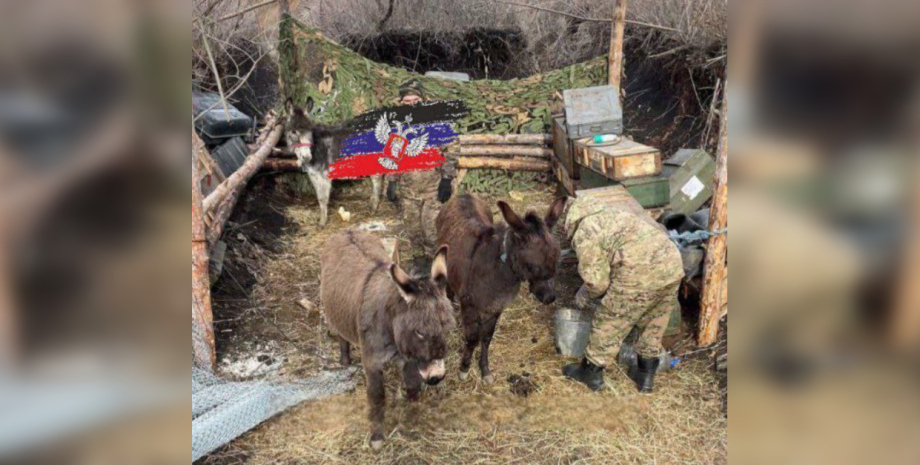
[193,132,216,370]
[458,156,551,172]
[458,134,551,145]
[455,145,552,158]
[699,85,728,347]
[262,158,302,171]
[892,163,920,348]
[202,116,283,213]
[206,122,285,248]
[0,217,15,366]
[608,0,628,93]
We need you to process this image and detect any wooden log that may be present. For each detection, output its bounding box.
[0,226,15,365]
[455,145,552,158]
[192,132,216,370]
[458,156,551,172]
[609,0,628,93]
[454,169,468,191]
[262,158,302,171]
[892,164,920,348]
[206,177,248,247]
[203,118,284,214]
[271,147,296,157]
[699,85,728,347]
[457,134,551,145]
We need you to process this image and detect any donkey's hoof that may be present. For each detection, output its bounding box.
[404,389,421,402]
[458,370,470,382]
[482,374,495,386]
[370,431,385,451]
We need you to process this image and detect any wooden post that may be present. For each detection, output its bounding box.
[0,228,16,367]
[892,164,920,348]
[608,0,628,93]
[193,132,216,370]
[699,85,728,347]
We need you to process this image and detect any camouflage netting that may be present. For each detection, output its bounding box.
[278,15,608,194]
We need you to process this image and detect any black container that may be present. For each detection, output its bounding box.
[193,91,254,145]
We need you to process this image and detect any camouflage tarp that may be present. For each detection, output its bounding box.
[278,15,609,192]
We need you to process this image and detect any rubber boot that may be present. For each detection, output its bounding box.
[386,179,399,203]
[562,358,605,391]
[628,355,660,393]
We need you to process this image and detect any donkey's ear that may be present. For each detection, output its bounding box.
[285,97,298,116]
[430,245,449,288]
[392,243,401,266]
[545,197,567,229]
[389,264,416,303]
[305,96,315,113]
[498,201,525,230]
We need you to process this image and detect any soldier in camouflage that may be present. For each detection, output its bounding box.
[562,196,684,392]
[389,79,456,254]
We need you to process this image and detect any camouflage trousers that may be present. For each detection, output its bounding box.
[585,280,681,366]
[402,198,441,254]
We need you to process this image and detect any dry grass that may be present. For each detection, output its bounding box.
[206,180,727,465]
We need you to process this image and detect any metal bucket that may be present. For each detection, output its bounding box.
[555,308,593,358]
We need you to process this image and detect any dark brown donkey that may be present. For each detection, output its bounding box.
[320,230,455,450]
[437,194,566,384]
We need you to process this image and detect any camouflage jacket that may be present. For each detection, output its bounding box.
[564,197,684,299]
[396,158,456,202]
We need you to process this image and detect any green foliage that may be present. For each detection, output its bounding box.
[460,170,542,196]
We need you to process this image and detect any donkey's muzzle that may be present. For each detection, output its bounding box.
[419,359,446,384]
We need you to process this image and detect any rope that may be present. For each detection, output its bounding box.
[669,228,728,250]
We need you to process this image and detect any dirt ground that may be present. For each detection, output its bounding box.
[206,177,727,465]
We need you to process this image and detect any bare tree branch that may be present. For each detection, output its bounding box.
[378,0,396,31]
[490,0,679,32]
[193,0,278,25]
[198,26,232,120]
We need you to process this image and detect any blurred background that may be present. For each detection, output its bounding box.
[730,0,920,463]
[0,0,918,463]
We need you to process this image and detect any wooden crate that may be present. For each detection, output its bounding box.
[552,117,583,179]
[553,158,578,197]
[573,138,661,181]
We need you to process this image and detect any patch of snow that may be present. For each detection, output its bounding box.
[357,221,387,232]
[218,340,286,380]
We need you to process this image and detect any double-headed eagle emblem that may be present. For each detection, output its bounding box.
[374,113,429,170]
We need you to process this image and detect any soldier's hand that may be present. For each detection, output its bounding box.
[574,285,598,310]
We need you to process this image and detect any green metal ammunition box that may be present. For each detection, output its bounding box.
[662,148,716,214]
[620,175,671,208]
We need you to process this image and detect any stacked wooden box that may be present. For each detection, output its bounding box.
[552,117,669,210]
